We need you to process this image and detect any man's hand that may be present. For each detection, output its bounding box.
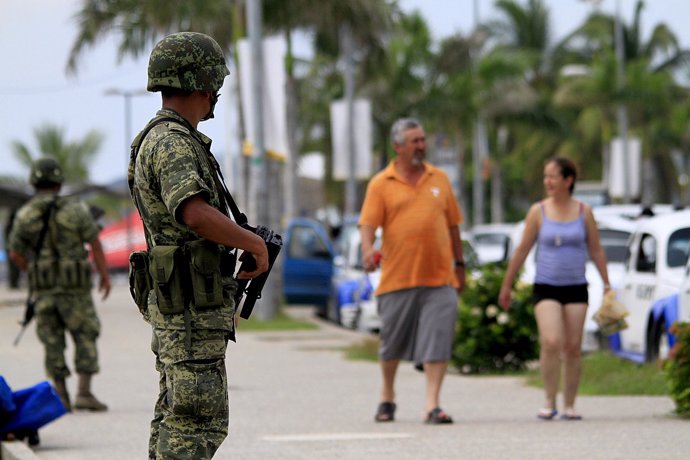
[99,274,112,300]
[455,266,466,294]
[362,248,381,272]
[9,251,28,271]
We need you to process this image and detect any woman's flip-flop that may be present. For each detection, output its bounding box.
[425,407,453,424]
[537,408,558,420]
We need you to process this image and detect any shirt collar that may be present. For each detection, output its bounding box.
[156,108,213,147]
[383,160,433,181]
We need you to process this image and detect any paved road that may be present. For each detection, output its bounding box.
[1,281,688,459]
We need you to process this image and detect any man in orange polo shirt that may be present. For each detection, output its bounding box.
[359,117,466,425]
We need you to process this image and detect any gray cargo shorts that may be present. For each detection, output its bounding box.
[377,285,458,363]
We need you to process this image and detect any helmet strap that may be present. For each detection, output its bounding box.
[201,91,220,121]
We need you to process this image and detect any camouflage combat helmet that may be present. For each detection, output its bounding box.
[30,158,64,187]
[147,32,229,92]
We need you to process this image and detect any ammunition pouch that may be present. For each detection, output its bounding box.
[187,240,225,310]
[128,251,152,314]
[58,259,92,290]
[29,259,57,291]
[149,245,187,315]
[29,259,91,291]
[132,240,235,315]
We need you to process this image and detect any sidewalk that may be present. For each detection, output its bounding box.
[1,281,688,459]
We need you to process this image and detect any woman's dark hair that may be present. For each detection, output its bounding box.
[548,157,577,194]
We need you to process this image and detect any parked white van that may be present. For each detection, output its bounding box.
[611,210,690,362]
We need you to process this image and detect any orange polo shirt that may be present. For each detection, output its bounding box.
[359,161,463,295]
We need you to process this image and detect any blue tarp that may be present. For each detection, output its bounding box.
[0,377,66,435]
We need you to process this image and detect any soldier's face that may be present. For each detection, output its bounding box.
[201,91,220,121]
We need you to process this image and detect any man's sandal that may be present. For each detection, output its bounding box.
[375,402,396,422]
[424,407,453,424]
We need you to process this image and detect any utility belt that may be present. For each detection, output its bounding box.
[128,239,236,315]
[28,259,92,291]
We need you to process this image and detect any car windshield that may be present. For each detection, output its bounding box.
[667,227,690,267]
[598,229,631,263]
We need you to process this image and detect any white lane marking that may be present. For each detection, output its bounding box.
[262,432,413,442]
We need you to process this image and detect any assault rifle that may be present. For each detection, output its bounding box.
[233,223,283,319]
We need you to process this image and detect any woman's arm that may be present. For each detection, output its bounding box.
[499,203,541,309]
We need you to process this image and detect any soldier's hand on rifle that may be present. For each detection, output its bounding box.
[236,246,268,280]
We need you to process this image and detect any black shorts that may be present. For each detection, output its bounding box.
[532,283,588,305]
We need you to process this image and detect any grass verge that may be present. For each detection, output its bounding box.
[237,310,318,331]
[524,351,668,396]
[343,337,380,361]
[341,343,670,397]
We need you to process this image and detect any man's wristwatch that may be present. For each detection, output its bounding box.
[454,260,465,268]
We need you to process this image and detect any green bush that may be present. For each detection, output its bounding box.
[666,321,690,418]
[453,263,539,374]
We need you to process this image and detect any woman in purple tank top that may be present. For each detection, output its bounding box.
[498,157,611,421]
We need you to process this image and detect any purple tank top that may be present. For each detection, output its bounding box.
[534,202,587,286]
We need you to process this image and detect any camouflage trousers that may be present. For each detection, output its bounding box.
[35,291,101,379]
[149,327,230,460]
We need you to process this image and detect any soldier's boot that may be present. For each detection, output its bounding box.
[53,378,72,412]
[73,373,108,412]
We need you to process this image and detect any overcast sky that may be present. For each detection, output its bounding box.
[2,0,690,185]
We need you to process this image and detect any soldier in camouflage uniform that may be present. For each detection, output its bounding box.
[8,157,111,412]
[129,32,268,459]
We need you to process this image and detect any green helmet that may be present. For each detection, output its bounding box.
[30,158,64,187]
[147,32,229,92]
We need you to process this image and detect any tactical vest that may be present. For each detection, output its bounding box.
[127,115,235,315]
[28,198,92,292]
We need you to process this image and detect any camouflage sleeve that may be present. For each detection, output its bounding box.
[73,200,101,242]
[7,204,39,254]
[152,132,212,225]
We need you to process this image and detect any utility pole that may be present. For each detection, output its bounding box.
[471,0,486,226]
[341,24,357,217]
[614,0,630,203]
[247,0,278,320]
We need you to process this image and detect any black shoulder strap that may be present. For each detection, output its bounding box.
[128,116,248,245]
[128,116,180,195]
[36,197,58,257]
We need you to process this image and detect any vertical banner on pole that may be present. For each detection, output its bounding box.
[237,36,288,160]
[609,137,641,200]
[330,98,372,180]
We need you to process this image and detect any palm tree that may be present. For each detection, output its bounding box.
[479,0,561,220]
[10,123,104,184]
[555,0,690,203]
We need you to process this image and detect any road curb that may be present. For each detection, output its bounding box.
[0,441,40,460]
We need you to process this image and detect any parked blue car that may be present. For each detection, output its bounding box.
[282,217,336,316]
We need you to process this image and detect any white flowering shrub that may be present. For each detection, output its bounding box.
[452,262,539,374]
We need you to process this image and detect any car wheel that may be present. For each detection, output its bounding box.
[326,296,340,325]
[646,317,668,363]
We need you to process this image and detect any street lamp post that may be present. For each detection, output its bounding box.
[104,88,148,253]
